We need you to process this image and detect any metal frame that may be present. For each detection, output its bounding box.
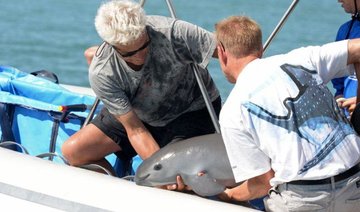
[263,0,300,52]
[164,0,221,133]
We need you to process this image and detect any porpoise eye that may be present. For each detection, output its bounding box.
[154,163,162,171]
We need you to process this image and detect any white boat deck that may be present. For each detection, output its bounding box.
[0,148,259,211]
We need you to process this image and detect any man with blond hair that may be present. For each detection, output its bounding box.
[215,15,360,211]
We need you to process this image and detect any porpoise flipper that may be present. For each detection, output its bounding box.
[182,173,226,197]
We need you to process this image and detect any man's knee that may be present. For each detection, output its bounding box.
[61,137,83,166]
[61,124,122,166]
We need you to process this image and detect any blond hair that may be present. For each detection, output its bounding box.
[95,0,146,45]
[215,16,262,58]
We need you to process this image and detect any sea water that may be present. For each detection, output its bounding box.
[0,0,348,99]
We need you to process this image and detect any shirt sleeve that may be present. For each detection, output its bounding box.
[220,99,271,183]
[89,44,132,116]
[310,40,354,84]
[221,126,271,183]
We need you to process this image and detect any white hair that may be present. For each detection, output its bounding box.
[94,0,146,45]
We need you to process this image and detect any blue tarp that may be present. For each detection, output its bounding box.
[0,65,136,177]
[0,66,115,163]
[0,65,95,115]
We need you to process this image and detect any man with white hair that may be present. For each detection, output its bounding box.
[61,0,221,183]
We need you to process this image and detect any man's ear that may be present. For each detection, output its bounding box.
[217,45,227,65]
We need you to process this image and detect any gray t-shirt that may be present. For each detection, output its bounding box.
[89,15,219,126]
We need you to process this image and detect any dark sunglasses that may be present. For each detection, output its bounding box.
[114,39,151,58]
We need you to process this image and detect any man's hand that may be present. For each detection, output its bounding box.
[158,176,192,191]
[336,97,357,116]
[217,188,234,202]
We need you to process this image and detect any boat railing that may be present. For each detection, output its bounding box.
[0,141,29,155]
[79,164,115,176]
[36,152,70,165]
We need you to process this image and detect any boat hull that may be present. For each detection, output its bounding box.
[0,148,258,211]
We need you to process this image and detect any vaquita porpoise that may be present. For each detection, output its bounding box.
[134,133,238,196]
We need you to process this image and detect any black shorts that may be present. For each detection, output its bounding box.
[91,97,222,161]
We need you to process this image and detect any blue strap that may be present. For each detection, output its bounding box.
[46,111,85,161]
[0,103,18,151]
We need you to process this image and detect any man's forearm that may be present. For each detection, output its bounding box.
[347,39,360,65]
[221,169,274,202]
[226,179,269,201]
[115,110,160,160]
[128,130,160,160]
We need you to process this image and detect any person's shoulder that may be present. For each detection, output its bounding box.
[89,42,114,75]
[339,19,353,28]
[336,19,354,40]
[146,15,175,28]
[146,15,198,29]
[349,19,360,38]
[94,42,112,57]
[92,42,114,65]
